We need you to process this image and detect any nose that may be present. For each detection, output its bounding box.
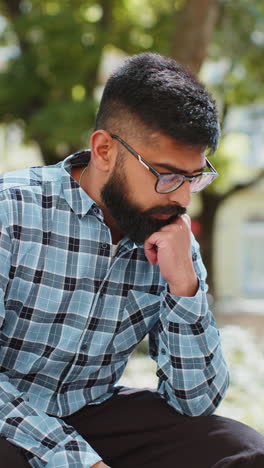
[167,181,191,207]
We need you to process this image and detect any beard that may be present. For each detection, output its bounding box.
[101,165,186,244]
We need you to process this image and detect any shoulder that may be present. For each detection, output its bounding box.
[0,162,64,205]
[0,162,62,195]
[0,162,63,225]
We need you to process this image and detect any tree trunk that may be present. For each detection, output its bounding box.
[197,170,264,295]
[170,0,221,293]
[198,191,222,295]
[1,0,21,18]
[171,0,219,74]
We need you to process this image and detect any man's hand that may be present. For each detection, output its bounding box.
[144,214,198,297]
[91,462,111,468]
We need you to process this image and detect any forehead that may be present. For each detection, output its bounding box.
[134,132,206,173]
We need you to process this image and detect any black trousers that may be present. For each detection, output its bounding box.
[1,387,264,467]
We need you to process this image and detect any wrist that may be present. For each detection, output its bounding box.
[168,273,198,297]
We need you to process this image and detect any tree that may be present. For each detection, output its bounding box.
[170,0,264,291]
[0,0,263,292]
[0,0,177,164]
[171,0,219,74]
[0,0,223,165]
[0,0,112,164]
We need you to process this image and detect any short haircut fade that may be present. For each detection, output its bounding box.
[95,53,220,153]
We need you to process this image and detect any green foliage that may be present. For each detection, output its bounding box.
[0,0,263,166]
[0,1,108,158]
[210,0,264,107]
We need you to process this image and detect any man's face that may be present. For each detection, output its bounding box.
[101,133,205,244]
[101,164,186,244]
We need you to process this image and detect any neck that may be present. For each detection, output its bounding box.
[72,164,102,208]
[102,211,123,244]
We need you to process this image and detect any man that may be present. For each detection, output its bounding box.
[0,53,263,468]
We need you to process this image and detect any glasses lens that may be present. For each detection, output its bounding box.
[190,174,217,193]
[156,174,183,193]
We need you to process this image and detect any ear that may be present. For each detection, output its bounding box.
[90,130,116,173]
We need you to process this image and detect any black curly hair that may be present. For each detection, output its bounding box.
[95,52,220,154]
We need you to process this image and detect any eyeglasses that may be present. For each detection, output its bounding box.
[111,134,218,194]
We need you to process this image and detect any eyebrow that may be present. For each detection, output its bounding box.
[152,162,207,175]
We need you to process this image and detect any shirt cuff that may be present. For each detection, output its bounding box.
[160,279,209,324]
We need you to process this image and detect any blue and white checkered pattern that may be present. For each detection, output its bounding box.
[0,150,229,467]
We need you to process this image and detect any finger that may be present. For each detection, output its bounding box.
[170,213,190,227]
[144,231,160,249]
[144,241,158,264]
[181,213,191,228]
[144,233,161,264]
[144,245,158,265]
[160,214,191,232]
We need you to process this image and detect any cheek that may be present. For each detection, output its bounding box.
[131,182,164,210]
[124,163,162,207]
[130,172,152,196]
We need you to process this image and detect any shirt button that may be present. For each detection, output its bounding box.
[192,252,197,261]
[101,243,108,249]
[93,206,99,214]
[161,348,166,355]
[81,344,88,351]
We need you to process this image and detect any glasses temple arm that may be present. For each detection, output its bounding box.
[205,157,218,174]
[111,134,160,177]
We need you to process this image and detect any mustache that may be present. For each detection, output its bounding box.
[144,205,187,217]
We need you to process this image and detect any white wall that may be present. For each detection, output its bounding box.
[214,180,264,300]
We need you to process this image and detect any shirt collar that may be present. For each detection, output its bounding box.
[61,149,102,218]
[60,150,141,249]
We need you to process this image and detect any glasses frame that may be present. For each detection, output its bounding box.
[110,133,218,194]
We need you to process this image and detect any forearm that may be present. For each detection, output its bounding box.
[168,267,198,297]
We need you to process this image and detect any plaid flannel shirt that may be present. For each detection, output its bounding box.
[0,150,229,467]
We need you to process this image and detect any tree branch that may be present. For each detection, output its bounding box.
[171,0,219,74]
[0,0,31,52]
[221,169,264,202]
[0,0,21,19]
[98,0,113,29]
